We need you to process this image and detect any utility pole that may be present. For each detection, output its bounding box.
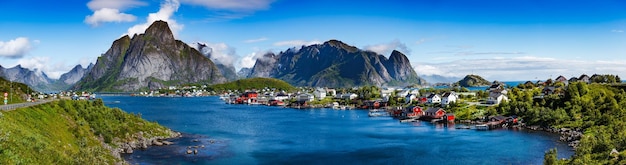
[10,80,12,103]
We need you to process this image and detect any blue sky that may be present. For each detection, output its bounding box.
[1,0,625,81]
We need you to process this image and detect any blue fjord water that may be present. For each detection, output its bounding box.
[102,96,573,165]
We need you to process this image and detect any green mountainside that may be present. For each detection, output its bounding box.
[0,100,174,164]
[0,77,35,104]
[500,82,626,164]
[208,77,294,91]
[455,74,491,87]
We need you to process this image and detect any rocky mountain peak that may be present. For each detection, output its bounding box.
[12,64,24,69]
[322,39,358,53]
[73,20,226,92]
[390,50,407,60]
[143,20,175,44]
[59,64,90,85]
[249,39,425,87]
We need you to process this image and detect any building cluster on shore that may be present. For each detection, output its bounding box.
[218,83,523,130]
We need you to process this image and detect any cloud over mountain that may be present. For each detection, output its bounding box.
[273,40,321,47]
[85,8,137,27]
[125,0,183,37]
[0,37,33,59]
[193,42,238,67]
[364,40,410,56]
[84,0,146,27]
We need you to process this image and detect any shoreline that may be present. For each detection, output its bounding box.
[108,129,183,163]
[121,133,231,164]
[524,125,583,149]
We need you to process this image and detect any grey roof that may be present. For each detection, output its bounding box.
[425,107,443,113]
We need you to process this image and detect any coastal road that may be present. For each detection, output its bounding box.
[0,99,54,111]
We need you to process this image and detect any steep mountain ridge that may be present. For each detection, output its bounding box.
[58,64,92,85]
[73,20,226,92]
[0,65,53,92]
[249,40,425,87]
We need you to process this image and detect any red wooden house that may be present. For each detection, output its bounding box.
[406,106,424,118]
[424,107,446,119]
[444,113,455,122]
[362,100,382,109]
[239,92,259,104]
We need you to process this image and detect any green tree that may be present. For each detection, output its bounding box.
[544,148,559,165]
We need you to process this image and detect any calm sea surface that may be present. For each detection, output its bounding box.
[102,96,573,165]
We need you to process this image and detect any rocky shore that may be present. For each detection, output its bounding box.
[525,126,582,148]
[101,130,182,164]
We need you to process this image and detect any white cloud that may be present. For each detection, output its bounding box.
[414,56,626,81]
[244,37,268,43]
[415,39,427,45]
[612,29,624,33]
[240,52,258,68]
[364,40,411,56]
[0,37,32,59]
[239,50,272,68]
[15,57,72,79]
[84,0,146,26]
[125,0,183,37]
[193,42,238,66]
[273,40,321,47]
[85,8,137,27]
[87,0,147,11]
[180,0,274,11]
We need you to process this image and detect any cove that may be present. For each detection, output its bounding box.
[101,96,573,165]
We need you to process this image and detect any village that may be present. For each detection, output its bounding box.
[213,80,520,130]
[208,74,620,131]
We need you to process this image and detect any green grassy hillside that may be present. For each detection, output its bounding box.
[455,74,491,87]
[0,99,173,164]
[208,77,295,91]
[0,77,35,104]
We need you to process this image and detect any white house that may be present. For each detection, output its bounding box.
[405,94,417,104]
[274,92,290,101]
[487,92,508,105]
[441,92,458,106]
[426,93,441,104]
[313,88,327,100]
[339,93,358,100]
[397,88,420,98]
[381,88,395,98]
[326,89,337,97]
[298,93,315,102]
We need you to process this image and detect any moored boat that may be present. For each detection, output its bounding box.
[476,124,489,130]
[368,109,389,117]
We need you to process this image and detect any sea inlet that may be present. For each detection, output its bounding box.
[102,96,573,165]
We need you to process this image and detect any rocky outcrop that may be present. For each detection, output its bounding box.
[248,40,426,87]
[73,20,226,91]
[116,130,182,155]
[525,126,583,148]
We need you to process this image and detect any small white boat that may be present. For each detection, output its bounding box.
[476,124,489,130]
[399,118,419,123]
[368,109,389,117]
